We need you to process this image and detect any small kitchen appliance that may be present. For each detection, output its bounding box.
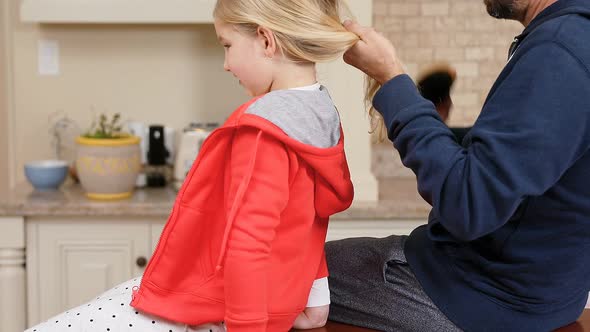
[146,125,170,187]
[173,123,217,190]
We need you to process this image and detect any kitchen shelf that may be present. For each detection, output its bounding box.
[20,0,216,24]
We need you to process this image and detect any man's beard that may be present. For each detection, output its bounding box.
[484,0,524,20]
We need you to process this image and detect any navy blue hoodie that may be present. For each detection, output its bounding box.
[373,1,590,330]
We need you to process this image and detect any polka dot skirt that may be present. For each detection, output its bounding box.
[25,277,226,332]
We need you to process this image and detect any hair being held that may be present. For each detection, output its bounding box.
[214,0,387,140]
[365,77,386,141]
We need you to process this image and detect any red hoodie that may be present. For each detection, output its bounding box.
[131,95,354,331]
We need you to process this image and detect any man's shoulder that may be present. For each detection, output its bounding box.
[554,14,590,67]
[527,14,590,68]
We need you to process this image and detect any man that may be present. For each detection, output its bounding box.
[326,0,590,331]
[416,64,471,143]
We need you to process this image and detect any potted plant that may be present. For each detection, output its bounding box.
[76,113,141,200]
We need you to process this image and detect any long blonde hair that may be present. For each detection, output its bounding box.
[365,77,386,141]
[214,0,387,139]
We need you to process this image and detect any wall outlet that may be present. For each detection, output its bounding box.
[38,39,60,76]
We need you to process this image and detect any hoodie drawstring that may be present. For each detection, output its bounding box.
[131,285,139,302]
[215,130,263,272]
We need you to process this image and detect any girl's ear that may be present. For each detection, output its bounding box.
[256,26,277,59]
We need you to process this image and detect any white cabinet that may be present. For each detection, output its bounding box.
[0,217,26,332]
[25,217,162,326]
[20,0,216,24]
[151,222,165,252]
[22,217,423,328]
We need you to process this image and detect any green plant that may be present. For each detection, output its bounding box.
[83,113,129,139]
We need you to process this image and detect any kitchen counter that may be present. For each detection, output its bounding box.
[0,182,431,219]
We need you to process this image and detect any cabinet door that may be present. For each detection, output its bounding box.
[151,222,165,253]
[26,218,152,326]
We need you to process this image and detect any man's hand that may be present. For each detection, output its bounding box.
[343,20,405,84]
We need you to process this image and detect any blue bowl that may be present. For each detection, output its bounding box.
[24,160,69,191]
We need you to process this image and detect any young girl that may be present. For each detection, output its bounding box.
[25,0,358,331]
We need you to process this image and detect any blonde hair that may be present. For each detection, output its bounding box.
[214,0,388,139]
[365,78,386,142]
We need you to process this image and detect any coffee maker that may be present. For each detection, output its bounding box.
[146,125,170,187]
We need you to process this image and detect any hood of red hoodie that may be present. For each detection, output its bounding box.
[236,113,354,218]
[227,87,354,218]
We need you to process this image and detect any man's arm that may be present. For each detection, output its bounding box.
[373,43,590,241]
[342,21,590,241]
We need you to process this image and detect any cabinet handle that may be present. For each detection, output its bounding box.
[136,256,148,268]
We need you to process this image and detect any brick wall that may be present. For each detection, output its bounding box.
[371,0,522,198]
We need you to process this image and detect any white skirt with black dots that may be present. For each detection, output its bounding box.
[24,277,226,332]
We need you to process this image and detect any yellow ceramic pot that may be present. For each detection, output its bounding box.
[75,136,141,200]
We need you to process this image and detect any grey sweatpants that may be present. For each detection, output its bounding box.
[326,235,462,332]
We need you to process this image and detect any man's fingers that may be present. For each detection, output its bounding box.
[342,19,355,29]
[343,44,365,69]
[343,20,369,39]
[343,50,353,66]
